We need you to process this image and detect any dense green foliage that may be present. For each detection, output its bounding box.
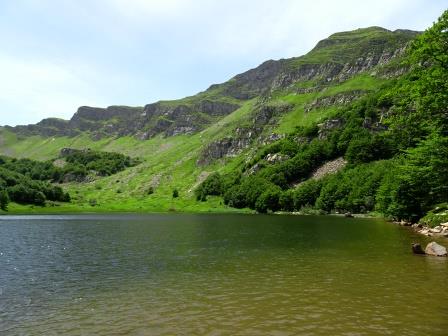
[0,149,139,210]
[63,150,139,177]
[196,11,448,222]
[0,164,69,206]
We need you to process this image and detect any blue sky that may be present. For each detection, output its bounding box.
[0,0,446,126]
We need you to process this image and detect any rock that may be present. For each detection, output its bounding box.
[425,242,448,257]
[60,147,88,157]
[265,153,290,164]
[304,90,365,113]
[344,212,354,218]
[310,157,347,180]
[246,163,262,175]
[412,243,425,255]
[399,220,412,226]
[261,133,285,145]
[429,226,442,233]
[419,229,430,236]
[317,119,344,139]
[412,223,423,229]
[440,222,448,228]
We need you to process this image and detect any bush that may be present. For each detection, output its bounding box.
[172,189,179,198]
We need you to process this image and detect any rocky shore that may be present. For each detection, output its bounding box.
[395,221,448,238]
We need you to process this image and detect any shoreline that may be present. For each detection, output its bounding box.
[2,206,447,240]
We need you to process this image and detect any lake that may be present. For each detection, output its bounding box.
[0,214,447,335]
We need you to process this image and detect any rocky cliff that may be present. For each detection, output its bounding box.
[5,27,418,146]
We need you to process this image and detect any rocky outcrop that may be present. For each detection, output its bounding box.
[260,133,285,145]
[304,91,365,112]
[140,100,241,139]
[11,118,77,137]
[362,117,388,131]
[197,100,294,166]
[317,119,344,139]
[197,127,259,165]
[209,59,286,99]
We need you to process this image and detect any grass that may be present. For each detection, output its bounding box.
[286,27,417,69]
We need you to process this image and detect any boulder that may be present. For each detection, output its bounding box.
[429,226,442,233]
[344,212,354,218]
[412,243,425,255]
[425,242,448,257]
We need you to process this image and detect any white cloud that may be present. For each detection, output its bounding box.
[0,55,107,126]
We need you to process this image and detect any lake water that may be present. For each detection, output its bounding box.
[0,214,447,335]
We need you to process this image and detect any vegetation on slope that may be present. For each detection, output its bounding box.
[196,10,448,223]
[0,149,138,211]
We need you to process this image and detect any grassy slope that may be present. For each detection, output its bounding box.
[0,100,256,213]
[0,71,386,214]
[274,74,385,133]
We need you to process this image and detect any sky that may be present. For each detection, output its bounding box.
[0,0,446,126]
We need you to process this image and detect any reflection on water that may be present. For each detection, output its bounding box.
[0,214,447,335]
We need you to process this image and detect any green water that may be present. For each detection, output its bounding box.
[0,214,447,335]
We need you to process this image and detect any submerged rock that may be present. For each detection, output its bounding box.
[425,242,448,257]
[412,243,425,255]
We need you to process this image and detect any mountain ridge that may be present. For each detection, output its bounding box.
[3,26,419,141]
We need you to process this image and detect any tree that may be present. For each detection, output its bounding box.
[294,179,322,209]
[255,187,281,213]
[195,173,222,201]
[377,135,448,221]
[0,189,9,211]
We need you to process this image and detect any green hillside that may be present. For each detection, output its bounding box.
[0,12,446,224]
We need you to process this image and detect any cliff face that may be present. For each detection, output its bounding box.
[196,27,419,164]
[5,27,418,144]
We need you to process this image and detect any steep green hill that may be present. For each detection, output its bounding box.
[1,13,446,223]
